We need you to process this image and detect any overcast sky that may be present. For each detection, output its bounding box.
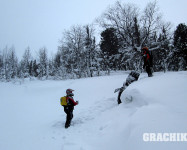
[0,0,187,59]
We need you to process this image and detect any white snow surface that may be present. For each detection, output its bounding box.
[0,71,187,150]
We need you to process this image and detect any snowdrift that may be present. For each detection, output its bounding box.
[0,71,187,150]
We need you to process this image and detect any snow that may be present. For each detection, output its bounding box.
[0,71,187,150]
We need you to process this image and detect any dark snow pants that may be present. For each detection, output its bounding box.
[64,106,74,127]
[117,89,123,104]
[145,66,152,77]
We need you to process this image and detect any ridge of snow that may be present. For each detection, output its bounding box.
[0,71,187,150]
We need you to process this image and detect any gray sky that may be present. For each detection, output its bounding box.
[0,0,187,59]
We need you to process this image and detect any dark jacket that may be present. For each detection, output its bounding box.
[117,71,140,104]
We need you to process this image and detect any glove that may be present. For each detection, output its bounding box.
[76,101,79,105]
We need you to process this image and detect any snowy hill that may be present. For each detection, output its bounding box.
[0,71,187,150]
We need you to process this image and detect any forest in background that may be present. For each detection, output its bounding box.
[0,1,186,81]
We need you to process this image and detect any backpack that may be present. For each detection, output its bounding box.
[60,96,67,106]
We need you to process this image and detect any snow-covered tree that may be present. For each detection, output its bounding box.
[0,46,18,81]
[57,25,99,79]
[168,23,187,70]
[100,27,120,71]
[84,25,99,77]
[140,1,162,47]
[38,47,48,79]
[20,47,32,78]
[97,1,139,48]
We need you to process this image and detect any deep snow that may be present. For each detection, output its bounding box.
[0,71,187,150]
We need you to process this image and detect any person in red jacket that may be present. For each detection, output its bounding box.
[142,47,153,77]
[64,89,78,128]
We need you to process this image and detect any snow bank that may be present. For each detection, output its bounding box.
[0,71,187,150]
[118,72,187,150]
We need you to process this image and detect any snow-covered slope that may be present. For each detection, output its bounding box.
[0,72,187,150]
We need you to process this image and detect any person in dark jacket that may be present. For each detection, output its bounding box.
[64,89,78,128]
[142,47,153,77]
[114,71,140,104]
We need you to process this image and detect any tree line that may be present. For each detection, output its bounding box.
[0,1,186,81]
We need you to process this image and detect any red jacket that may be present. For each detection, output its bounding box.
[67,96,78,106]
[143,50,152,67]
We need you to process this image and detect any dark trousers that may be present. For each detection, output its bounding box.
[117,90,123,104]
[64,106,74,127]
[145,66,152,77]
